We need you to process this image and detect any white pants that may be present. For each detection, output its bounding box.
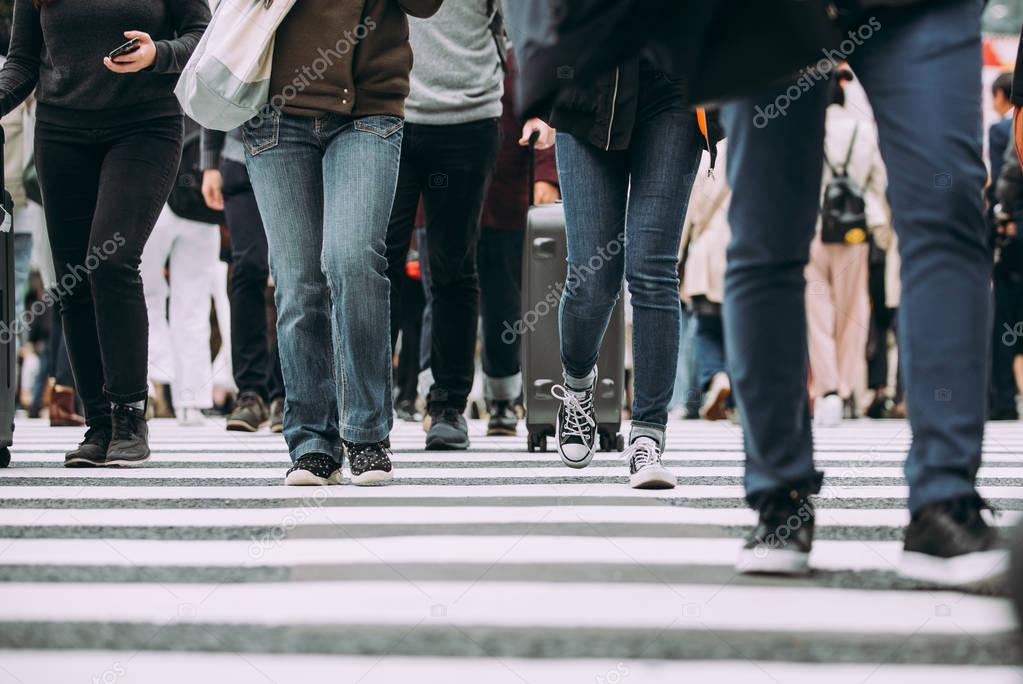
[141,207,221,409]
[211,260,236,392]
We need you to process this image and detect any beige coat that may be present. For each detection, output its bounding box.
[681,142,730,305]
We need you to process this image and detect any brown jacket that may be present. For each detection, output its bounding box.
[270,0,443,119]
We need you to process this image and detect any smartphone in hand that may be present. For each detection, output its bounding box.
[107,38,141,61]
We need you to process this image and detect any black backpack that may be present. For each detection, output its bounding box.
[820,125,869,245]
[167,119,226,225]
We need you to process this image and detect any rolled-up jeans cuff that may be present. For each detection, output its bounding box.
[485,373,522,402]
[564,367,596,392]
[629,421,666,451]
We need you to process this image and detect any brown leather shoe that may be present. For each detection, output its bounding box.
[49,385,86,427]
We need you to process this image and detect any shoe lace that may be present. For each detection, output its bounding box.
[237,393,261,410]
[111,405,141,440]
[621,439,659,470]
[551,384,595,439]
[81,424,110,446]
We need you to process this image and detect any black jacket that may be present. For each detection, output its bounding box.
[550,58,723,166]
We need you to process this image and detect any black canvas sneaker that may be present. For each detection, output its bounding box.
[552,383,597,469]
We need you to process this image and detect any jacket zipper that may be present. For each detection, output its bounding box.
[604,67,620,151]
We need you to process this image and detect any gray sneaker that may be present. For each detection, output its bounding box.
[426,407,470,451]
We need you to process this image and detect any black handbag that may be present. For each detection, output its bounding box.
[167,125,226,225]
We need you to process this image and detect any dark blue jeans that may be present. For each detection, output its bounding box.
[556,67,703,446]
[694,307,727,391]
[722,0,989,512]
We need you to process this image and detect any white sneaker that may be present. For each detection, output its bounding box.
[177,407,206,427]
[813,394,843,428]
[624,437,676,489]
[700,372,731,421]
[552,383,598,469]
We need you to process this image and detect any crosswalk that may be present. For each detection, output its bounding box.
[0,417,1019,683]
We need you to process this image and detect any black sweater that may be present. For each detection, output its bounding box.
[0,0,210,127]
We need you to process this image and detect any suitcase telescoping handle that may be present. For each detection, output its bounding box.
[527,129,538,207]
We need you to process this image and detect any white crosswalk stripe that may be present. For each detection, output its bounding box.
[0,417,1018,683]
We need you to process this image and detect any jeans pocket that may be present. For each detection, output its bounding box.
[242,109,281,156]
[353,115,404,139]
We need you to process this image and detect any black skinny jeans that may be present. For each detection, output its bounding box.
[35,115,183,425]
[220,159,284,403]
[385,118,500,413]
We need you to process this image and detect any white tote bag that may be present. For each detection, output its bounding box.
[175,0,297,131]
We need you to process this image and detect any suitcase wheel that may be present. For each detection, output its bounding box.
[597,431,626,453]
[0,447,9,469]
[527,432,549,453]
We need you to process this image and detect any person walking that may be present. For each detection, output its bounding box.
[384,0,503,451]
[478,51,560,437]
[202,127,285,433]
[0,0,209,467]
[243,0,443,486]
[722,0,1004,589]
[805,71,887,428]
[140,205,220,426]
[681,141,732,422]
[548,57,717,489]
[989,71,1023,421]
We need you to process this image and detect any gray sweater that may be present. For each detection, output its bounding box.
[0,0,210,127]
[404,0,504,125]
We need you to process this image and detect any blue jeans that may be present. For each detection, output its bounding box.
[722,0,989,512]
[13,232,32,328]
[244,111,402,461]
[694,308,726,392]
[556,66,703,446]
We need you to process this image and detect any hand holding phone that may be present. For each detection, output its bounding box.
[107,38,140,61]
[103,31,156,74]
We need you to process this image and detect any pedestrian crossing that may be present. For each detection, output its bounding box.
[0,417,1019,683]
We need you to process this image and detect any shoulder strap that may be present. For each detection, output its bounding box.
[841,123,859,176]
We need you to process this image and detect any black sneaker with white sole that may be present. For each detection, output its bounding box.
[552,383,597,469]
[105,404,150,468]
[345,440,394,485]
[285,453,342,486]
[624,437,676,489]
[64,424,111,468]
[736,489,816,575]
[899,495,1007,592]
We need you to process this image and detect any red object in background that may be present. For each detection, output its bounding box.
[984,38,1005,68]
[406,257,421,281]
